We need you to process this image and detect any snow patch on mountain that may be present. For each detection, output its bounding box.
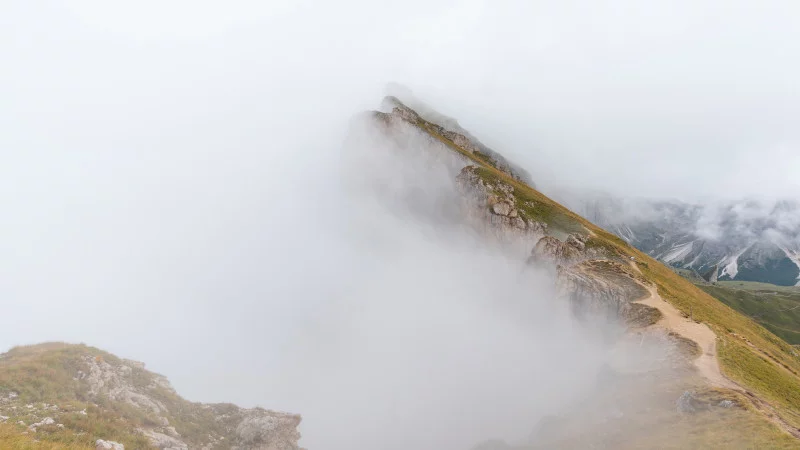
[719,256,739,279]
[660,241,695,264]
[552,191,800,285]
[719,247,749,279]
[616,224,636,243]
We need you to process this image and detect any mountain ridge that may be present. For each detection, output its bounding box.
[365,91,800,447]
[5,91,800,448]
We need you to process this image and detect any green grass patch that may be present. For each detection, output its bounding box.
[471,150,499,168]
[470,167,586,235]
[699,284,800,345]
[719,337,800,427]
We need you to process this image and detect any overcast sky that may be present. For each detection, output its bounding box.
[3,1,800,202]
[2,0,800,447]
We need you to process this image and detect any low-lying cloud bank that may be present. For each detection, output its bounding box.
[557,188,800,246]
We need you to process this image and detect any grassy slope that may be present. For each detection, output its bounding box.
[0,423,90,450]
[698,282,800,345]
[0,343,153,449]
[391,98,800,437]
[718,280,800,294]
[0,343,247,449]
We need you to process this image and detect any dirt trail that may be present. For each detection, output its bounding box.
[633,283,800,437]
[635,285,738,389]
[621,263,800,437]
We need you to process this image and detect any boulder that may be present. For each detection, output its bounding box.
[234,410,303,450]
[530,236,582,266]
[96,440,124,450]
[566,233,587,251]
[491,202,513,216]
[677,391,699,414]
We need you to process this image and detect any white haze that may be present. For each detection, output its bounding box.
[266,119,609,449]
[1,0,797,448]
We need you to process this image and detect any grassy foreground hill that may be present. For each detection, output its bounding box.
[695,281,800,345]
[376,94,800,444]
[0,343,301,449]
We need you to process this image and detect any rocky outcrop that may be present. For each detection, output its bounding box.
[82,356,170,416]
[382,96,422,125]
[566,233,586,251]
[701,264,718,283]
[139,429,188,450]
[454,163,647,321]
[233,409,303,450]
[529,236,583,267]
[81,356,302,450]
[96,440,125,450]
[456,165,546,254]
[380,95,532,183]
[556,264,628,320]
[524,232,649,321]
[556,259,649,319]
[0,344,303,450]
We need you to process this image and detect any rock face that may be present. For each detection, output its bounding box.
[453,162,646,323]
[456,165,546,254]
[701,264,718,283]
[139,429,188,450]
[82,356,303,449]
[529,236,583,267]
[96,440,125,450]
[0,343,303,450]
[381,94,532,184]
[234,410,303,450]
[382,96,423,125]
[524,231,649,322]
[555,260,648,320]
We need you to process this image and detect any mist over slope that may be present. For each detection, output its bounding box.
[3,2,800,448]
[3,88,800,448]
[292,92,800,449]
[278,95,630,450]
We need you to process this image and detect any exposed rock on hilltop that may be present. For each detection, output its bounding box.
[0,343,302,450]
[529,235,582,267]
[556,260,650,321]
[456,165,546,251]
[523,229,649,322]
[454,163,652,325]
[378,95,532,184]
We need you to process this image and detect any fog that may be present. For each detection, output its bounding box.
[2,0,798,448]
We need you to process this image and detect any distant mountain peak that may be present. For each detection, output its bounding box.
[555,192,800,286]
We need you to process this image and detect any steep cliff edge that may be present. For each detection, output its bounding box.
[0,343,301,450]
